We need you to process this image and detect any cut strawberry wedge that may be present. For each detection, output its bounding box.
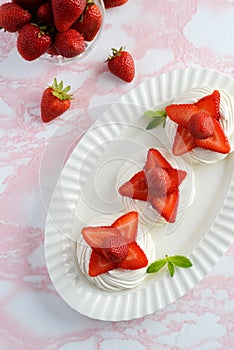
[164,168,187,193]
[149,190,179,223]
[166,90,228,156]
[118,170,148,201]
[172,125,197,156]
[194,118,230,153]
[88,250,116,277]
[165,104,199,128]
[118,148,186,223]
[144,148,173,171]
[118,241,148,270]
[111,211,138,244]
[145,167,170,196]
[195,90,220,120]
[81,226,120,249]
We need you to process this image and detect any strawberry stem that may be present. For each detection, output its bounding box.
[86,0,94,5]
[106,46,125,61]
[50,78,73,101]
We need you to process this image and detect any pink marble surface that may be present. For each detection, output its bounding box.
[0,0,234,349]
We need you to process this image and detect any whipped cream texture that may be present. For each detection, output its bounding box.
[165,87,234,164]
[116,148,195,227]
[77,214,155,291]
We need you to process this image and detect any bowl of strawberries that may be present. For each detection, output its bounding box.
[0,0,105,64]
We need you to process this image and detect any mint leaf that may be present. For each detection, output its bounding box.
[145,109,167,130]
[147,258,167,273]
[167,261,175,277]
[147,254,192,277]
[144,110,159,117]
[168,255,193,268]
[146,116,166,130]
[145,110,166,118]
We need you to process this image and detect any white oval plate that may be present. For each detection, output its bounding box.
[44,68,234,321]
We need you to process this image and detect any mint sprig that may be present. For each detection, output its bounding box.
[147,255,193,277]
[145,110,167,130]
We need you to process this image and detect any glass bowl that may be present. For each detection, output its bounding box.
[41,0,105,65]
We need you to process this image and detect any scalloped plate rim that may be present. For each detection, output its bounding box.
[44,67,234,321]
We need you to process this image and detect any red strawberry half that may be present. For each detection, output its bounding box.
[194,118,231,154]
[164,168,187,192]
[165,103,199,129]
[144,148,172,172]
[111,211,138,243]
[89,250,116,277]
[187,112,215,139]
[101,235,129,263]
[149,190,179,223]
[118,149,187,223]
[118,171,148,201]
[172,125,196,156]
[81,226,120,250]
[145,167,170,196]
[81,211,148,277]
[145,167,186,196]
[118,242,148,270]
[195,90,220,120]
[166,90,230,155]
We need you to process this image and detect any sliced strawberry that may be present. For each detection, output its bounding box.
[118,242,148,270]
[144,148,172,171]
[196,90,220,120]
[81,226,120,249]
[118,171,148,201]
[149,190,179,223]
[194,118,231,154]
[172,125,196,156]
[145,167,170,196]
[165,104,199,129]
[102,235,128,263]
[111,211,138,244]
[88,250,115,277]
[187,112,215,139]
[164,168,187,193]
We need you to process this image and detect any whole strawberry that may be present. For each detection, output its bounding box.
[47,44,59,56]
[54,29,85,58]
[52,0,86,33]
[104,0,128,9]
[36,2,54,28]
[17,23,52,61]
[107,47,135,83]
[41,78,73,123]
[72,0,103,42]
[12,0,44,11]
[0,2,31,32]
[187,112,215,139]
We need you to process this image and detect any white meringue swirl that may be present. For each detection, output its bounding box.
[165,87,234,164]
[116,148,195,228]
[76,214,155,291]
